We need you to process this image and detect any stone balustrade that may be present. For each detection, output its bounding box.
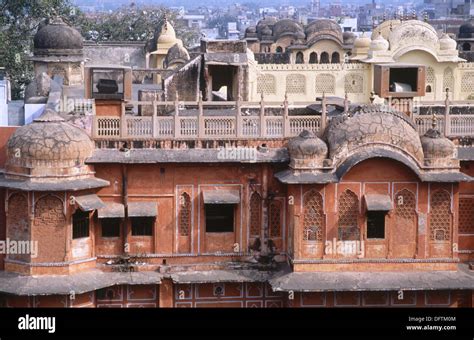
[92,98,474,141]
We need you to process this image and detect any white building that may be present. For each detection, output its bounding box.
[0,69,10,126]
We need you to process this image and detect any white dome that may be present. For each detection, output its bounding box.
[158,19,177,44]
[439,33,457,51]
[370,34,389,52]
[354,33,371,48]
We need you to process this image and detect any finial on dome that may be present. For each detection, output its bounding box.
[412,9,417,20]
[424,12,428,22]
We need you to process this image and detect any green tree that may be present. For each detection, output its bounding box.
[0,1,199,99]
[77,5,200,47]
[0,0,81,99]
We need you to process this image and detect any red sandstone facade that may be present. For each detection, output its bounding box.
[0,98,473,307]
[0,17,473,307]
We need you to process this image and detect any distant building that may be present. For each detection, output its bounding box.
[227,22,240,40]
[179,14,206,29]
[0,68,10,126]
[0,14,474,310]
[339,17,358,32]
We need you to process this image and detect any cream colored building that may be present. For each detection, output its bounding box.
[246,19,473,104]
[146,18,186,83]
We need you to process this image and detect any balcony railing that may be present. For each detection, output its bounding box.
[92,99,323,140]
[92,98,474,141]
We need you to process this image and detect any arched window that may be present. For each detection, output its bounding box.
[257,74,276,94]
[430,190,451,241]
[394,189,417,227]
[315,73,335,94]
[295,51,304,64]
[337,189,359,241]
[309,52,318,64]
[286,74,306,94]
[33,195,66,262]
[459,197,474,234]
[462,42,471,51]
[426,67,435,94]
[269,200,282,238]
[331,52,340,63]
[249,192,261,237]
[303,190,324,241]
[320,52,329,64]
[344,73,364,94]
[7,193,28,261]
[276,46,283,53]
[443,67,454,92]
[179,192,191,236]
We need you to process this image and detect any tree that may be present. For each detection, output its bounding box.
[0,0,81,99]
[76,5,200,47]
[0,1,199,99]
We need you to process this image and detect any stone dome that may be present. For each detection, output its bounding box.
[370,34,389,51]
[6,109,94,178]
[245,26,257,38]
[246,26,257,33]
[33,17,83,56]
[305,19,343,43]
[325,105,424,166]
[288,130,328,169]
[261,26,273,37]
[421,121,455,161]
[272,19,304,39]
[439,33,457,51]
[353,33,371,48]
[256,17,277,38]
[343,32,356,45]
[157,19,177,44]
[164,43,190,68]
[257,17,277,29]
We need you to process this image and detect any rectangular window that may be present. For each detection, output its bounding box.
[131,217,154,236]
[73,210,90,239]
[366,211,385,239]
[205,204,234,233]
[101,218,121,237]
